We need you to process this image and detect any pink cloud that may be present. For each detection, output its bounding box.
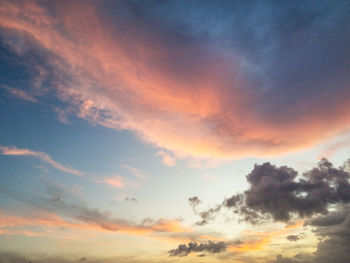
[0,210,192,237]
[2,85,38,103]
[1,1,350,159]
[156,150,176,167]
[103,176,125,188]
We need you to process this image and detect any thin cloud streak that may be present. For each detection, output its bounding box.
[2,85,38,103]
[0,145,82,176]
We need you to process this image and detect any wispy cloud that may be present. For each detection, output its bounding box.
[2,85,38,103]
[1,1,350,159]
[0,145,82,176]
[121,165,147,180]
[102,175,126,188]
[0,183,193,238]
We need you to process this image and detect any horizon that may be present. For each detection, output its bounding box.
[1,1,350,263]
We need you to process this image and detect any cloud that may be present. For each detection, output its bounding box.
[0,252,165,263]
[0,185,193,238]
[188,196,201,210]
[192,158,350,225]
[168,241,226,257]
[121,165,147,180]
[125,197,137,202]
[1,1,350,159]
[156,150,176,166]
[103,176,125,188]
[272,206,350,263]
[188,158,350,262]
[0,145,82,176]
[2,85,38,103]
[286,235,300,242]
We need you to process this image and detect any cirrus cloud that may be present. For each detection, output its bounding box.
[1,0,350,159]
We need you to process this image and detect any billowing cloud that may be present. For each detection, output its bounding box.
[1,1,350,159]
[0,145,82,176]
[192,158,350,225]
[189,158,350,262]
[272,206,350,263]
[168,241,226,257]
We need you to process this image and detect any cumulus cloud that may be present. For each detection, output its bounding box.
[272,206,350,263]
[192,158,350,225]
[168,241,226,257]
[0,145,82,176]
[1,1,350,159]
[189,158,350,262]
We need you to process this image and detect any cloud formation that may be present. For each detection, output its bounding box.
[271,205,350,263]
[2,85,38,103]
[0,145,82,176]
[1,1,350,159]
[0,184,192,238]
[168,241,226,257]
[189,158,350,262]
[192,158,350,225]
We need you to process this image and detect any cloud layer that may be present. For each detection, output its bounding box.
[1,0,350,159]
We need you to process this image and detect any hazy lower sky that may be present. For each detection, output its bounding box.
[1,1,350,263]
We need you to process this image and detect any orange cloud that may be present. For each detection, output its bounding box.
[156,150,176,166]
[0,210,192,238]
[228,221,304,253]
[1,0,350,159]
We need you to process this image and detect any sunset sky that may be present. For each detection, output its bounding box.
[1,1,350,262]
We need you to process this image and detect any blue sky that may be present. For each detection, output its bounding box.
[1,1,350,263]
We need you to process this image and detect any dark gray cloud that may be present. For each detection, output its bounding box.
[125,197,138,202]
[192,158,350,225]
[272,206,350,263]
[189,159,350,262]
[188,196,201,209]
[188,196,223,225]
[240,159,350,222]
[168,241,226,257]
[286,235,300,242]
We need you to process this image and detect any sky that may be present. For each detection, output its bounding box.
[0,0,350,262]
